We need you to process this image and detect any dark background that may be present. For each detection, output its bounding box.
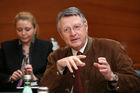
[0,0,140,69]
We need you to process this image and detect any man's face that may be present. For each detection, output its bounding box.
[59,15,88,51]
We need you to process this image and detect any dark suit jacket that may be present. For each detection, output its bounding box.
[40,37,140,93]
[0,38,52,92]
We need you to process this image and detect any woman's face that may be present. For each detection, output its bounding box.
[16,20,36,45]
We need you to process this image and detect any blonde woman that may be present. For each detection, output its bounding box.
[0,12,52,92]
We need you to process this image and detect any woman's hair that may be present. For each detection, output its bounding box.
[14,11,39,36]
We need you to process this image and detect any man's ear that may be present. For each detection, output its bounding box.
[84,22,88,33]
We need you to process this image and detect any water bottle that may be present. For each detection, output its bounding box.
[50,37,60,51]
[22,75,33,93]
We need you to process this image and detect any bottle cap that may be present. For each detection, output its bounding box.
[50,37,55,41]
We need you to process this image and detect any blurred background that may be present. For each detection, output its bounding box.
[0,0,140,69]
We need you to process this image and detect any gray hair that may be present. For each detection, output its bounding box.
[57,7,87,31]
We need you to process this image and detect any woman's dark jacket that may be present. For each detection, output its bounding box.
[0,38,52,91]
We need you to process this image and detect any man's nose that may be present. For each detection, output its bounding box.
[70,29,76,36]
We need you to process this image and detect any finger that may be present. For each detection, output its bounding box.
[13,71,19,77]
[26,69,33,74]
[57,59,67,71]
[12,73,19,81]
[11,76,17,81]
[25,69,33,75]
[99,69,108,74]
[17,70,23,76]
[25,65,33,74]
[98,57,106,61]
[24,64,32,69]
[94,62,108,71]
[98,57,107,62]
[93,62,99,68]
[25,67,32,71]
[77,55,86,59]
[76,59,85,67]
[73,57,85,67]
[98,57,108,65]
[69,58,78,70]
[14,71,22,79]
[97,64,107,69]
[66,61,74,73]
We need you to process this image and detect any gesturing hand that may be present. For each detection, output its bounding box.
[57,55,86,73]
[93,57,114,81]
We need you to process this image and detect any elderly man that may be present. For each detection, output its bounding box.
[40,7,140,93]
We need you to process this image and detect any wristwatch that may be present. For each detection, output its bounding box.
[113,73,119,82]
[108,73,119,91]
[109,73,119,83]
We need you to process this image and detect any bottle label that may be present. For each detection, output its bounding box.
[24,81,30,85]
[23,86,32,93]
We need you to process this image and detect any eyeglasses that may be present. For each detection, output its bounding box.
[62,24,83,33]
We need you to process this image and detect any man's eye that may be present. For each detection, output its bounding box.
[75,26,80,28]
[74,25,80,29]
[64,29,68,32]
[64,28,70,32]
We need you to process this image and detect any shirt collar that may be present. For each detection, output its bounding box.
[72,38,88,56]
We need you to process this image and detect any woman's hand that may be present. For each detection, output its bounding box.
[8,70,23,82]
[24,64,38,80]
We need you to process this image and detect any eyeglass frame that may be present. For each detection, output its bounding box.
[61,23,85,33]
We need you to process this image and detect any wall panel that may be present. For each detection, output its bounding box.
[0,0,140,69]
